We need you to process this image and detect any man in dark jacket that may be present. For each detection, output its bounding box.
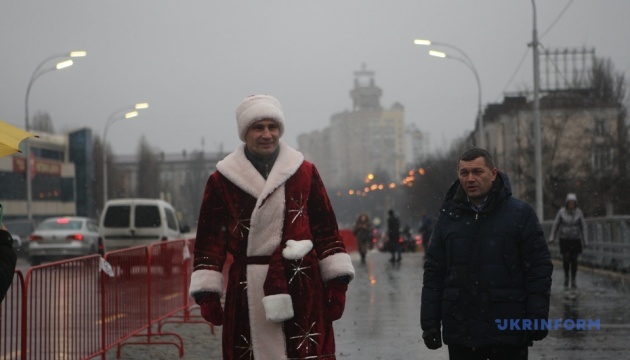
[421,148,552,359]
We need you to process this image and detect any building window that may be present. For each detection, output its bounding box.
[592,146,613,170]
[594,119,606,136]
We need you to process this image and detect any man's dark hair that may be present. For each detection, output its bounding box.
[458,147,496,169]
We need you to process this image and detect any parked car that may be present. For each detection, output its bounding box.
[11,234,23,254]
[28,217,100,265]
[99,198,183,252]
[3,218,37,257]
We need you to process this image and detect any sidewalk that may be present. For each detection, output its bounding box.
[110,250,630,359]
[110,250,439,359]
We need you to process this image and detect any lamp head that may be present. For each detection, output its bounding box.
[413,39,432,46]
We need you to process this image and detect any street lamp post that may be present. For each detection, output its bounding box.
[531,0,543,220]
[414,39,485,148]
[102,103,149,205]
[24,51,87,221]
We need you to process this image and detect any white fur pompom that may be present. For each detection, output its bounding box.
[282,239,313,260]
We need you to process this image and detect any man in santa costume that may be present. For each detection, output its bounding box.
[189,94,355,360]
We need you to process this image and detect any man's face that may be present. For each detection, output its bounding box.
[245,119,280,157]
[457,156,497,204]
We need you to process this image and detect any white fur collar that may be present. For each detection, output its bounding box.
[216,141,304,203]
[217,141,304,257]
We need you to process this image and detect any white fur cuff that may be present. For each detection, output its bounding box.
[262,294,294,322]
[282,239,313,260]
[319,252,355,282]
[189,269,224,298]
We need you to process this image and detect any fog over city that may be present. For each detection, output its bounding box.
[1,1,629,156]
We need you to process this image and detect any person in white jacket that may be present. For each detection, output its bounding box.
[549,193,587,289]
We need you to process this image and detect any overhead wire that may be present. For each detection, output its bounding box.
[496,0,576,101]
[540,0,576,40]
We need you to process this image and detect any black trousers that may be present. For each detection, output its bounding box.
[448,344,528,360]
[559,238,582,281]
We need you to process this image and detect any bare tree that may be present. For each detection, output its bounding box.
[512,57,628,217]
[92,136,104,211]
[92,135,119,212]
[136,136,161,198]
[31,111,55,132]
[403,137,469,224]
[583,58,629,214]
[180,150,207,227]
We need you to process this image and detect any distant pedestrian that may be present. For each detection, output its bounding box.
[189,95,354,359]
[421,147,552,359]
[387,209,401,262]
[549,193,587,289]
[401,224,413,252]
[353,213,372,264]
[418,210,433,258]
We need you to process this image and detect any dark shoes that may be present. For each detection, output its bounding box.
[564,277,577,289]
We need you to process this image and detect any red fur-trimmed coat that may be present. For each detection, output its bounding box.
[189,142,355,360]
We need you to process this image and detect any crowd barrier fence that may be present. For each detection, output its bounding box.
[1,271,24,360]
[0,239,212,360]
[0,231,359,359]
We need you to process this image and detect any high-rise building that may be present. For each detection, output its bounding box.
[298,65,406,190]
[406,123,430,165]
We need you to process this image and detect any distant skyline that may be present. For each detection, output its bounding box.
[1,1,628,156]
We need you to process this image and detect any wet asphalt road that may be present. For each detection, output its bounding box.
[104,250,630,359]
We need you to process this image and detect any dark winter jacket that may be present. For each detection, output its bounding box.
[0,229,17,303]
[387,214,400,242]
[421,172,553,348]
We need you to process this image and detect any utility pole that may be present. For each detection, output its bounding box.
[532,0,543,220]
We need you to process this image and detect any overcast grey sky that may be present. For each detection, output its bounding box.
[1,1,629,157]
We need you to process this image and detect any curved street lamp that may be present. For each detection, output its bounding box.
[102,103,149,205]
[24,51,87,221]
[414,39,485,148]
[414,39,476,73]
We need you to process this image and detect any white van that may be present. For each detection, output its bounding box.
[99,198,182,251]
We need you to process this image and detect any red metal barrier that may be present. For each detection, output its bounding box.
[155,239,214,336]
[339,229,358,253]
[6,238,225,360]
[1,271,24,360]
[99,246,155,359]
[110,241,186,357]
[23,256,102,360]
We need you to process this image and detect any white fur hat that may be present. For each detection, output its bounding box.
[566,193,578,203]
[235,95,285,142]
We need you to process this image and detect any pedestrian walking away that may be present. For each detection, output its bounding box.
[353,213,372,264]
[387,209,401,262]
[421,147,553,360]
[189,94,355,360]
[549,193,587,289]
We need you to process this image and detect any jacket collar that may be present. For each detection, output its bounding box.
[445,172,513,214]
[216,141,304,203]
